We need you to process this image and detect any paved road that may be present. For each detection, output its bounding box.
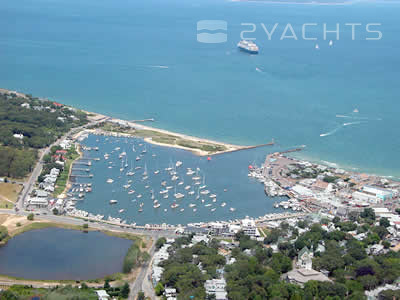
[129,240,158,300]
[0,209,179,239]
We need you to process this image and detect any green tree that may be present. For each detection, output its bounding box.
[360,208,376,221]
[137,291,145,300]
[120,282,130,298]
[155,237,167,249]
[104,280,110,290]
[379,217,390,228]
[154,282,164,296]
[27,213,34,221]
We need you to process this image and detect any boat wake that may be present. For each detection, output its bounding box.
[343,121,363,126]
[148,65,169,69]
[255,67,264,73]
[320,120,366,137]
[319,126,342,137]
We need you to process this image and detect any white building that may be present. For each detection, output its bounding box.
[59,139,72,150]
[28,197,49,208]
[352,191,380,204]
[164,288,177,299]
[204,278,228,300]
[192,234,209,244]
[13,133,24,140]
[291,185,314,199]
[95,290,110,300]
[241,218,259,237]
[297,246,313,270]
[363,186,393,201]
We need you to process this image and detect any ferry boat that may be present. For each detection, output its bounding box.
[237,40,259,54]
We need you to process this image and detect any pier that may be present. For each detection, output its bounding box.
[70,174,93,178]
[71,168,90,172]
[210,139,275,156]
[131,118,155,123]
[73,162,91,166]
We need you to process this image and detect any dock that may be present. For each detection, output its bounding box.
[71,168,90,172]
[70,174,94,178]
[210,139,275,156]
[131,118,155,123]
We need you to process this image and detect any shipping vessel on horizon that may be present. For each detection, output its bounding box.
[237,40,259,54]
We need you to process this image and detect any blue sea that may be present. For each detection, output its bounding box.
[1,0,400,177]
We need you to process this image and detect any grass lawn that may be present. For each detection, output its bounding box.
[0,182,22,202]
[0,182,22,208]
[53,148,80,197]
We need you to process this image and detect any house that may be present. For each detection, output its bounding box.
[297,246,313,270]
[204,278,228,300]
[192,234,209,244]
[95,290,110,300]
[21,102,30,109]
[283,268,331,287]
[35,190,48,198]
[13,133,24,140]
[28,197,49,208]
[164,287,177,299]
[59,139,72,150]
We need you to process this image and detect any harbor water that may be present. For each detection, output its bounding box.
[73,134,286,225]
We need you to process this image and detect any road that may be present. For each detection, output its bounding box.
[0,209,179,238]
[129,240,158,300]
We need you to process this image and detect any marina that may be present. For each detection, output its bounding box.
[66,134,286,226]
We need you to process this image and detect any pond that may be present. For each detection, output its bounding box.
[0,227,133,280]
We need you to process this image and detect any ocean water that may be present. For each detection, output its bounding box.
[1,0,400,177]
[0,227,132,280]
[74,135,286,225]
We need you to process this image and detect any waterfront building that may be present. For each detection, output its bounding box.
[241,218,259,237]
[291,185,314,199]
[28,197,48,208]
